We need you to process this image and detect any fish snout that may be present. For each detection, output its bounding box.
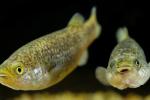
[117,66,132,74]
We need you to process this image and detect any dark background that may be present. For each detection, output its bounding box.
[0,0,149,99]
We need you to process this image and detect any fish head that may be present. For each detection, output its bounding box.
[0,58,50,90]
[0,60,29,90]
[106,54,150,90]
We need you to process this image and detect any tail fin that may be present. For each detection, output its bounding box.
[84,7,102,38]
[116,27,130,43]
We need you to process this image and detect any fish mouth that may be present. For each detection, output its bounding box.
[117,66,132,74]
[0,73,7,77]
[116,70,139,89]
[0,73,8,80]
[0,68,9,78]
[0,67,9,78]
[107,66,139,89]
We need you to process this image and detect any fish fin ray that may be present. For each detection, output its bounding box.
[78,50,88,66]
[68,13,85,27]
[95,66,110,85]
[116,27,129,43]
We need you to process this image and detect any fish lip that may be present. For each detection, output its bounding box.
[117,66,132,73]
[0,73,7,77]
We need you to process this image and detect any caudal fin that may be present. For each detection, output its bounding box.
[84,7,102,38]
[116,27,130,43]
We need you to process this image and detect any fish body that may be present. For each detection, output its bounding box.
[0,7,101,90]
[96,27,150,90]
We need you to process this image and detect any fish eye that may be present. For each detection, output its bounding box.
[134,59,141,68]
[12,62,24,75]
[16,66,24,75]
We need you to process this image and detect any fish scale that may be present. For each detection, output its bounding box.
[96,27,150,90]
[0,7,101,90]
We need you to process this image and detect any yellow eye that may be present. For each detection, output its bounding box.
[12,62,24,75]
[16,66,24,75]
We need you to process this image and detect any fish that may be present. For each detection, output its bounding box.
[0,7,101,90]
[95,27,150,90]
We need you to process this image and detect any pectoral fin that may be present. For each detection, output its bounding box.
[78,50,88,66]
[95,66,110,85]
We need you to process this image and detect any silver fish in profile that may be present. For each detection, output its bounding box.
[95,27,150,90]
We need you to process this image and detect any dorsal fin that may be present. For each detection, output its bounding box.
[116,27,130,43]
[68,13,85,27]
